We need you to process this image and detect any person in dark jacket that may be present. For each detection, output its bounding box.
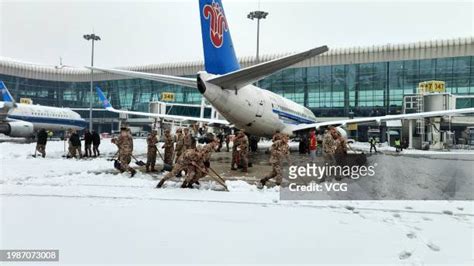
[92,130,101,157]
[68,130,82,158]
[84,129,92,157]
[36,129,48,158]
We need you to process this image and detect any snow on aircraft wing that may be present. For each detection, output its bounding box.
[95,87,229,125]
[292,107,474,132]
[87,67,197,89]
[205,46,329,89]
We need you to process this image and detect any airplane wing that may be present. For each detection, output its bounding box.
[95,87,229,125]
[206,46,329,89]
[86,66,197,88]
[291,107,474,132]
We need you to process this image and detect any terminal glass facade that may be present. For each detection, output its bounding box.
[1,56,473,118]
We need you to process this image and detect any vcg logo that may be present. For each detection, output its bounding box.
[203,1,228,48]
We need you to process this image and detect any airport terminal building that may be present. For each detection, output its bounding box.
[1,37,473,134]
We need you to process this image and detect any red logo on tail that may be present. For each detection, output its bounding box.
[203,1,228,48]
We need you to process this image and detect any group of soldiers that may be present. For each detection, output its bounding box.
[110,124,350,189]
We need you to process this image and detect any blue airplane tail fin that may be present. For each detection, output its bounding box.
[199,0,240,75]
[0,81,15,103]
[95,86,113,109]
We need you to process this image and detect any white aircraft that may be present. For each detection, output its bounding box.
[0,81,87,137]
[90,0,474,140]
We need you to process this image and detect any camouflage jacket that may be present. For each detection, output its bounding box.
[238,135,249,152]
[147,135,158,148]
[116,135,134,155]
[269,140,289,164]
[183,133,193,149]
[163,134,174,149]
[335,138,348,154]
[175,133,184,150]
[323,132,336,154]
[200,143,215,162]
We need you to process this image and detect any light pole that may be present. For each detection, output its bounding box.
[83,33,101,131]
[247,10,268,64]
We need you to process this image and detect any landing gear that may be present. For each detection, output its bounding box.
[299,137,309,154]
[249,135,260,152]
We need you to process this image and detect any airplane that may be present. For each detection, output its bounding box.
[0,81,87,138]
[89,0,474,144]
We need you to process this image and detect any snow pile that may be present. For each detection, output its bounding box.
[0,140,473,265]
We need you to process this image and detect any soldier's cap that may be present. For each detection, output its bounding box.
[120,127,128,131]
[176,128,182,132]
[151,129,157,134]
[183,128,189,131]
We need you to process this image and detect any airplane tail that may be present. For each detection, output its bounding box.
[95,86,113,110]
[0,81,15,103]
[199,0,240,75]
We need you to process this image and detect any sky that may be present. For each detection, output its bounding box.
[0,0,472,67]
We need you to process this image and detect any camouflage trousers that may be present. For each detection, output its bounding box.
[119,153,132,172]
[239,151,248,170]
[36,144,46,157]
[164,147,174,166]
[160,162,185,184]
[183,164,207,187]
[231,150,240,168]
[69,146,81,158]
[262,162,282,185]
[146,147,157,169]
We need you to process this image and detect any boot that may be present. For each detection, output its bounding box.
[145,165,150,172]
[130,169,136,178]
[181,181,188,188]
[151,164,158,172]
[230,164,237,170]
[259,178,267,188]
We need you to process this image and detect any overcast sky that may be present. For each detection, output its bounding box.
[0,0,472,67]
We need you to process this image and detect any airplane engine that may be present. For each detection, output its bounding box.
[0,121,35,137]
[336,126,348,139]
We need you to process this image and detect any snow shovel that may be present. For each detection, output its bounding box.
[107,151,119,161]
[207,166,229,191]
[132,155,146,166]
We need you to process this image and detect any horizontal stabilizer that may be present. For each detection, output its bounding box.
[206,45,329,89]
[87,66,197,88]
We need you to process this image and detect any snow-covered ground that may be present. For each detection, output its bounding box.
[1,139,473,265]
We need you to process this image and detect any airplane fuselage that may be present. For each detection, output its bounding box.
[199,72,317,137]
[0,102,87,137]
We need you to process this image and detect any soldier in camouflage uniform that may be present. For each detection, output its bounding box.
[260,133,290,187]
[145,130,158,172]
[272,130,284,142]
[184,137,219,187]
[113,127,136,177]
[231,132,242,170]
[237,131,249,172]
[162,129,174,166]
[183,127,193,151]
[156,148,198,188]
[323,127,337,155]
[174,128,184,163]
